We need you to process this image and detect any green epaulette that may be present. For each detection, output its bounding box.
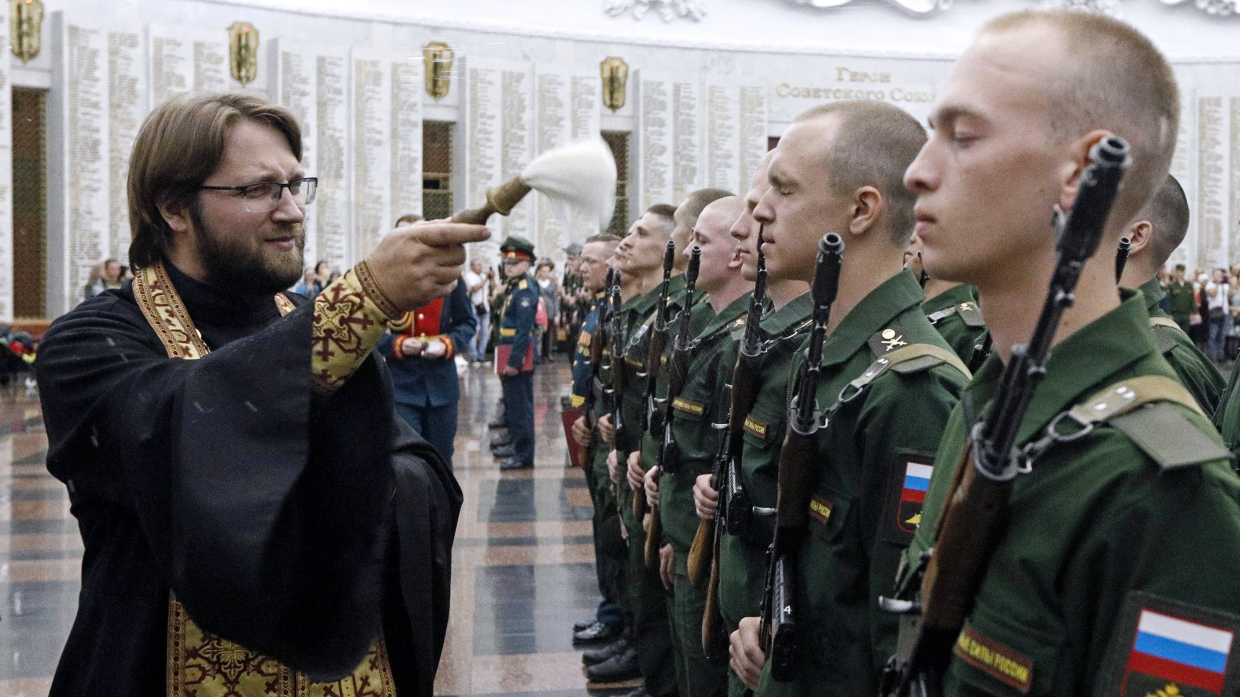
[926,300,986,328]
[1067,375,1232,470]
[1148,316,1183,356]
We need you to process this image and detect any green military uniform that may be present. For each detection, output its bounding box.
[1139,278,1224,415]
[754,270,971,697]
[1165,277,1196,333]
[923,283,990,373]
[616,278,678,697]
[662,292,753,697]
[717,291,814,697]
[899,290,1240,696]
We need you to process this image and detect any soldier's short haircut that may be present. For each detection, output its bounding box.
[1139,175,1190,271]
[793,101,926,246]
[980,10,1179,228]
[584,233,623,245]
[129,93,302,270]
[679,189,734,230]
[646,204,678,237]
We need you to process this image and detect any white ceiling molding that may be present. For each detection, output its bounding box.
[783,0,953,16]
[603,0,708,21]
[1162,0,1235,16]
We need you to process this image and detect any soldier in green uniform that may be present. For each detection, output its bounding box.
[905,238,990,372]
[726,102,971,697]
[894,11,1240,696]
[598,204,680,694]
[642,195,748,697]
[1118,174,1224,415]
[567,235,628,651]
[1165,264,1196,334]
[706,158,814,697]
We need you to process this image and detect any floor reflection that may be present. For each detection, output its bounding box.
[0,360,611,697]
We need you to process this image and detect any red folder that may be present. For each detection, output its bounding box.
[495,344,535,374]
[561,406,586,468]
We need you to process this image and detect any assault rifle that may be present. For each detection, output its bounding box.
[694,227,770,655]
[878,137,1131,697]
[583,267,617,429]
[645,247,703,569]
[608,271,626,453]
[635,241,677,521]
[1115,235,1132,283]
[759,233,843,682]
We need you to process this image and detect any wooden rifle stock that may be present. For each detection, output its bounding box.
[885,137,1130,697]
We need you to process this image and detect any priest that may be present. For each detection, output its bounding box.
[35,93,487,696]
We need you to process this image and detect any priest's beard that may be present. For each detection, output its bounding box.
[190,203,305,297]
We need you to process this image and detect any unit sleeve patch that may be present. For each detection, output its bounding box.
[954,624,1034,693]
[1100,591,1240,697]
[880,453,936,546]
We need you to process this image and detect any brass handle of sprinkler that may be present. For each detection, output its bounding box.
[452,177,533,224]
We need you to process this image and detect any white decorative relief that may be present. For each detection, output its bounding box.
[604,0,707,22]
[784,0,951,17]
[1162,0,1235,18]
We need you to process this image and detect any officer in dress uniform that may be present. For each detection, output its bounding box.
[496,236,540,470]
[377,275,476,465]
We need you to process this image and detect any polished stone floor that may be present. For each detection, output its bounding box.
[0,360,612,697]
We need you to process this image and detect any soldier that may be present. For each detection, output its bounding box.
[594,204,684,694]
[708,153,816,697]
[727,101,971,697]
[494,236,539,470]
[905,235,990,372]
[1118,174,1224,415]
[895,10,1240,696]
[567,233,627,647]
[1165,263,1196,333]
[638,193,742,697]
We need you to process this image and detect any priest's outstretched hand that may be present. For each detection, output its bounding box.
[366,219,491,312]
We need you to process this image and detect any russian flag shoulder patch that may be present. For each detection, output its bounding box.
[882,453,937,546]
[1102,591,1240,697]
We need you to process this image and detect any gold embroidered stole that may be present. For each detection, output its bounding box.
[131,264,395,697]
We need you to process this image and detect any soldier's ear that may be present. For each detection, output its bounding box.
[1125,220,1153,258]
[1056,129,1114,215]
[848,186,883,237]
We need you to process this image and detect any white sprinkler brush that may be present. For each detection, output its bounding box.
[452,138,617,236]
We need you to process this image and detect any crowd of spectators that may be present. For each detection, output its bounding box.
[1161,262,1240,363]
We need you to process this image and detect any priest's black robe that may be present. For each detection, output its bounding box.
[35,263,461,696]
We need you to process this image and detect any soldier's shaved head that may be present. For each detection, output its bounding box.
[979,10,1179,226]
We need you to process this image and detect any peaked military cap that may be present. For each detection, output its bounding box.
[500,235,536,261]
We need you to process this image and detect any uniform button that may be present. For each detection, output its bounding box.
[882,329,896,339]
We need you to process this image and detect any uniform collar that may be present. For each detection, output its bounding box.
[760,290,814,334]
[667,274,687,298]
[507,271,533,287]
[700,291,753,336]
[1138,278,1168,318]
[921,282,978,314]
[820,269,925,368]
[627,282,663,315]
[970,288,1158,445]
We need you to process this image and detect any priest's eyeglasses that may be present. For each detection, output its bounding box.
[200,177,318,214]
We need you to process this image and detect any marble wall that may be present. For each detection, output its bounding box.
[12,0,1240,315]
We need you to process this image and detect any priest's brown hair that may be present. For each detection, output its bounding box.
[128,93,303,270]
